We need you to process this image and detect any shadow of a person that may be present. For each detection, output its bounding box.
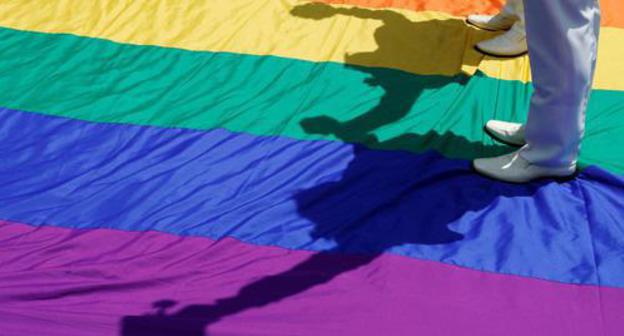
[290,2,491,78]
[291,2,507,159]
[121,3,534,336]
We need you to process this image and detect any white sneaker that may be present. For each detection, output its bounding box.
[473,150,576,183]
[484,120,525,146]
[475,21,528,57]
[467,13,517,31]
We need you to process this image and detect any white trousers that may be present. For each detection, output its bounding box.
[520,0,601,167]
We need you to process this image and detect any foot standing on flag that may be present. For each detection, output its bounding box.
[467,0,528,57]
[473,0,601,183]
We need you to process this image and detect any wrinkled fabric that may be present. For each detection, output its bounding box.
[0,0,623,335]
[2,221,623,336]
[1,108,623,287]
[0,28,623,173]
[0,1,623,90]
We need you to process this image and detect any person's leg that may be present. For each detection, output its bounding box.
[474,0,601,183]
[520,0,600,167]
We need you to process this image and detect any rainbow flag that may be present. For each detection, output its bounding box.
[1,1,623,335]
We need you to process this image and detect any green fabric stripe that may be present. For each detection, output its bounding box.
[0,27,622,174]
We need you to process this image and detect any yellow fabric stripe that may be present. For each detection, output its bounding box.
[0,0,621,90]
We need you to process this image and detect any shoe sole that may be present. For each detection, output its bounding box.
[465,18,509,32]
[483,125,525,148]
[470,161,578,184]
[474,45,528,59]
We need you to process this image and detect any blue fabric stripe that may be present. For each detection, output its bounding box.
[0,107,623,287]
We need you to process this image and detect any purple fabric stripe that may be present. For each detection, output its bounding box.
[1,221,622,336]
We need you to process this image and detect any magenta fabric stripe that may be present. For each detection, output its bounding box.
[1,220,622,336]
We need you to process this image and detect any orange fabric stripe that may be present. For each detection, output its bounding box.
[601,0,624,28]
[320,0,501,16]
[320,0,624,28]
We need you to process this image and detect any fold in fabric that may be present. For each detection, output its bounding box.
[2,221,623,336]
[1,108,623,287]
[0,28,623,173]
